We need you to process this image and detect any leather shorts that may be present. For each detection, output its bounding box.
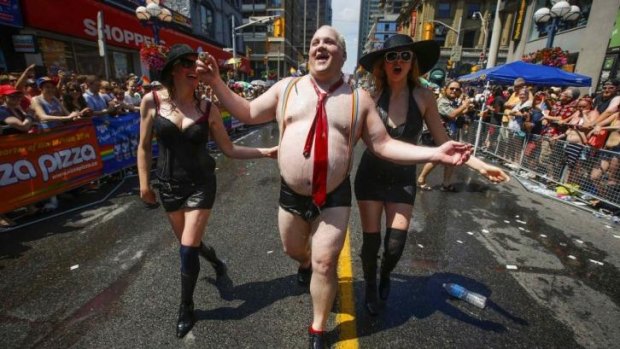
[279,176,351,222]
[155,177,216,212]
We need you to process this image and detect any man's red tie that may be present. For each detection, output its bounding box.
[303,76,344,207]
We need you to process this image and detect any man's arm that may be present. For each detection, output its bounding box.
[594,95,620,126]
[416,89,509,183]
[198,54,281,124]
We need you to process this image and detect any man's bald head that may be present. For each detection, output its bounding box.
[315,25,347,60]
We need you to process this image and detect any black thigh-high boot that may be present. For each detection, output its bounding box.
[360,232,381,315]
[177,245,200,338]
[199,242,226,276]
[379,228,408,301]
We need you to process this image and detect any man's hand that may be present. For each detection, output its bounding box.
[262,146,279,159]
[197,52,221,85]
[432,141,472,166]
[479,163,510,183]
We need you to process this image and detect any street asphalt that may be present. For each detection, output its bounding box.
[1,123,619,348]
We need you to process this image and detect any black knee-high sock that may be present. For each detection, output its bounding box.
[180,245,200,305]
[360,232,381,284]
[381,228,408,276]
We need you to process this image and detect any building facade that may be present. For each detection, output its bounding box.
[358,0,409,60]
[240,0,331,80]
[0,0,246,79]
[396,0,514,77]
[508,0,618,91]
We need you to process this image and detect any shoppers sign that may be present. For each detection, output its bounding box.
[21,0,238,65]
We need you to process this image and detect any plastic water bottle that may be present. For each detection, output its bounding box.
[443,283,487,309]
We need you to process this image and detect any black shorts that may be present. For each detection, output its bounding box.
[279,177,351,222]
[354,152,417,205]
[155,177,216,212]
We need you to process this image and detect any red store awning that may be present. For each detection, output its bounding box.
[21,0,250,72]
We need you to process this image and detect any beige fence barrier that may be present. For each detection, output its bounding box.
[463,121,620,211]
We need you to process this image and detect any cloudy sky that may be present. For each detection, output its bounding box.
[332,1,361,75]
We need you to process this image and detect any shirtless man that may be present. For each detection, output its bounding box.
[199,26,471,348]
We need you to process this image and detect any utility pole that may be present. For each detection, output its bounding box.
[486,0,503,68]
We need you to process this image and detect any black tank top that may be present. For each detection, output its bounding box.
[357,86,424,182]
[152,91,216,183]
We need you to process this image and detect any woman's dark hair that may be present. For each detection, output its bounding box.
[159,57,203,113]
[63,82,87,112]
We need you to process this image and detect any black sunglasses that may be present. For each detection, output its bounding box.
[384,50,414,63]
[176,58,197,69]
[448,87,460,91]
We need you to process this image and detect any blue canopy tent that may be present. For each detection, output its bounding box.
[458,61,591,87]
[458,61,591,156]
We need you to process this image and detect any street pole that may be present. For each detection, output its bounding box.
[303,0,307,54]
[97,11,110,80]
[545,17,559,48]
[455,15,462,47]
[486,0,502,68]
[316,0,320,30]
[231,16,237,79]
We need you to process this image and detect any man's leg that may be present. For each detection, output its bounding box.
[278,207,312,269]
[309,206,350,331]
[417,162,436,186]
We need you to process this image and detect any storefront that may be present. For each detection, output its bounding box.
[14,0,248,79]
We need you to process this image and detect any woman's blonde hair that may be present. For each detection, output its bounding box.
[369,55,421,96]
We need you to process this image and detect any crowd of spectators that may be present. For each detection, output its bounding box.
[448,77,620,207]
[0,64,268,227]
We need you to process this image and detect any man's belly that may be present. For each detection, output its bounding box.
[278,124,352,195]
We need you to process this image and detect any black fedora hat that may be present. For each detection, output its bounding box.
[161,44,196,80]
[359,34,440,75]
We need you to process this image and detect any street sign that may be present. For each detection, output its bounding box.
[450,45,462,62]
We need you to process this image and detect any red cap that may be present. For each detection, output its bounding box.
[0,84,21,96]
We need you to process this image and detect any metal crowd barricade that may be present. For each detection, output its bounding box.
[463,120,620,210]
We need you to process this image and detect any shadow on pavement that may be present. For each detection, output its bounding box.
[195,274,307,321]
[335,272,527,343]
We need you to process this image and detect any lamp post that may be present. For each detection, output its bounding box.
[472,11,490,66]
[135,0,172,45]
[533,0,581,48]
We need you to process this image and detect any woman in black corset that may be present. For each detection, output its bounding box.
[137,44,276,338]
[355,35,509,315]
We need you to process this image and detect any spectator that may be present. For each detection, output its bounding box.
[589,79,620,128]
[63,82,91,117]
[108,87,137,114]
[100,80,114,104]
[0,85,34,135]
[416,80,471,191]
[123,78,142,107]
[83,75,114,116]
[544,87,580,123]
[30,77,78,129]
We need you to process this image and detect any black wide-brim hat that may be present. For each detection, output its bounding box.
[359,34,440,75]
[161,44,196,81]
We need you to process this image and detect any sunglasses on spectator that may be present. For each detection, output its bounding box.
[603,86,617,90]
[384,51,414,63]
[448,87,460,91]
[176,58,197,69]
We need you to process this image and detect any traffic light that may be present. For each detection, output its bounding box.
[446,59,454,70]
[422,22,434,40]
[273,18,285,37]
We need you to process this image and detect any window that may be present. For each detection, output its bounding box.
[437,2,451,18]
[462,30,477,48]
[200,3,214,37]
[529,0,593,41]
[467,3,481,18]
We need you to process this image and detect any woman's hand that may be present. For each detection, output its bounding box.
[479,163,510,183]
[140,186,158,205]
[262,146,279,159]
[432,141,472,166]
